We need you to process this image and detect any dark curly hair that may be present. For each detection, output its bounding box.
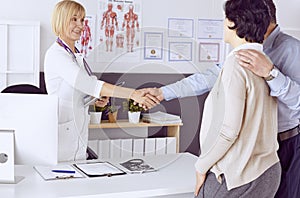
[225,0,271,43]
[264,0,276,23]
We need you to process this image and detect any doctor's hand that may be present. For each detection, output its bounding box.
[95,96,110,107]
[194,171,206,197]
[130,90,160,110]
[139,88,164,102]
[235,49,274,78]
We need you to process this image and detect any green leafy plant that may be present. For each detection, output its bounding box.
[107,105,121,113]
[94,105,107,112]
[123,99,144,112]
[106,99,120,123]
[94,100,120,114]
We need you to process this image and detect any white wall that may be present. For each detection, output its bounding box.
[275,0,300,39]
[1,0,300,73]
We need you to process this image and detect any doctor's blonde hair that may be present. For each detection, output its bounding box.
[51,0,86,36]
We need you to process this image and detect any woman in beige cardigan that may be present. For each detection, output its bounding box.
[194,0,281,197]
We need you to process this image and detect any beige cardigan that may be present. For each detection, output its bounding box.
[195,43,279,190]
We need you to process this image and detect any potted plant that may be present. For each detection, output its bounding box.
[123,99,144,124]
[106,104,121,123]
[90,105,106,124]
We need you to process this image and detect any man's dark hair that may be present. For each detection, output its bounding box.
[225,0,271,43]
[264,0,277,23]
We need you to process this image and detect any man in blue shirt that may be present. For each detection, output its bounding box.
[143,0,300,197]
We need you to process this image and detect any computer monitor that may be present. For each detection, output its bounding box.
[0,93,58,165]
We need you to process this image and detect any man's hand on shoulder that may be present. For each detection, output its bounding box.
[235,49,274,78]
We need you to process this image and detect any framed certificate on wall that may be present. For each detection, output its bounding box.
[168,42,192,61]
[144,32,163,60]
[199,42,220,62]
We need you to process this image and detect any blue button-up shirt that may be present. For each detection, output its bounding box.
[162,25,300,132]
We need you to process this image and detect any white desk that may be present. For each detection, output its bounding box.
[0,153,197,198]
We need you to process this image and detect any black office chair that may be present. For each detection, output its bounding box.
[87,147,98,160]
[1,84,45,94]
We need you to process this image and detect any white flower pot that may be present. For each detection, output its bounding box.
[128,111,141,124]
[90,112,102,124]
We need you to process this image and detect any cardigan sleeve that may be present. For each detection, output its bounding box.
[195,58,246,174]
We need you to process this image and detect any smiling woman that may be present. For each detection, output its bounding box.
[51,0,86,51]
[44,0,159,162]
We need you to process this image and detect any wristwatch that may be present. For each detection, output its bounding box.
[264,66,279,81]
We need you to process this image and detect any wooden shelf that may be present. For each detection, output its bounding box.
[89,119,183,153]
[89,119,183,129]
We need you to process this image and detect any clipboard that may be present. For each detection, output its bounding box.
[83,95,97,107]
[73,161,126,177]
[34,165,85,180]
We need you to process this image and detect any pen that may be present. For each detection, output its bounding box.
[51,169,76,174]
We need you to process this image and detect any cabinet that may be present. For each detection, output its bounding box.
[89,120,183,152]
[0,20,40,91]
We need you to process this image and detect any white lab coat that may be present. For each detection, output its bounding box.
[44,41,104,162]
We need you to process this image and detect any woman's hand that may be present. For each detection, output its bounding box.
[194,171,206,196]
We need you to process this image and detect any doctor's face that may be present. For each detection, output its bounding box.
[62,12,84,44]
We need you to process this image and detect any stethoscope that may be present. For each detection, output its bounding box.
[56,37,96,160]
[56,37,93,76]
[56,37,126,89]
[121,159,152,171]
[57,37,98,105]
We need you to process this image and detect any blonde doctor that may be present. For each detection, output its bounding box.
[44,0,157,162]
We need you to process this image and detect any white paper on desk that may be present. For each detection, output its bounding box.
[34,165,84,180]
[74,162,124,176]
[74,162,126,177]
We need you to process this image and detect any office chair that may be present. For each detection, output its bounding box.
[1,84,45,94]
[87,147,98,160]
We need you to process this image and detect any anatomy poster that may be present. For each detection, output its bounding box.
[96,0,142,62]
[75,15,96,58]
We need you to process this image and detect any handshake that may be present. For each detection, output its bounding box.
[95,87,164,110]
